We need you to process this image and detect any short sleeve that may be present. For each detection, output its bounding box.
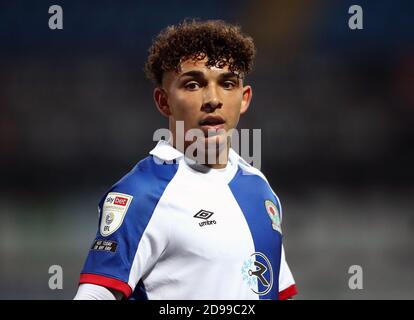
[278,245,298,299]
[79,158,178,298]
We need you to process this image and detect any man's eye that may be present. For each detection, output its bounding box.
[184,82,200,90]
[223,81,236,89]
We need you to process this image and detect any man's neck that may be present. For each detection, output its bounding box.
[170,135,230,169]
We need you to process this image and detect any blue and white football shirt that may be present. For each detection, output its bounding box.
[79,140,297,300]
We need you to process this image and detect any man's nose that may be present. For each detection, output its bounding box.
[201,86,223,112]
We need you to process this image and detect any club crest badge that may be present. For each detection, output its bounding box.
[265,200,282,234]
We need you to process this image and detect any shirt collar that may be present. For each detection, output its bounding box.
[149,139,184,161]
[149,139,252,170]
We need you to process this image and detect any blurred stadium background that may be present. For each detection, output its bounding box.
[1,0,413,299]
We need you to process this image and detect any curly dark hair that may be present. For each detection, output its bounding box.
[145,19,256,85]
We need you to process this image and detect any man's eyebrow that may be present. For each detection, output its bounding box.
[218,71,240,80]
[178,70,205,79]
[178,70,240,80]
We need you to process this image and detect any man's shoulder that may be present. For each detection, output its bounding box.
[105,155,179,201]
[96,156,179,235]
[229,148,266,178]
[232,153,269,184]
[231,152,283,213]
[234,165,272,193]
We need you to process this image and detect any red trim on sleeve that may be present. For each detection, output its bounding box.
[79,273,132,298]
[279,284,298,300]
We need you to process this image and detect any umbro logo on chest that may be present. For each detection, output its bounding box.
[193,210,217,227]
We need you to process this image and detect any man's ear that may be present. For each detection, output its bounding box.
[153,87,171,117]
[240,85,252,115]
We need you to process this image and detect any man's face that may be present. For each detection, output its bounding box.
[155,57,252,152]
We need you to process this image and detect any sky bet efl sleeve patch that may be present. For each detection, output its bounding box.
[100,192,133,237]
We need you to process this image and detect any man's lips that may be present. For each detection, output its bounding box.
[199,116,226,131]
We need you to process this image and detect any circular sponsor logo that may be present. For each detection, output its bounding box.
[265,200,281,233]
[105,212,114,225]
[241,252,273,296]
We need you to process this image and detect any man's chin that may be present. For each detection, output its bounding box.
[203,133,228,149]
[182,133,229,166]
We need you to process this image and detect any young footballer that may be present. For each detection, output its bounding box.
[75,19,297,300]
